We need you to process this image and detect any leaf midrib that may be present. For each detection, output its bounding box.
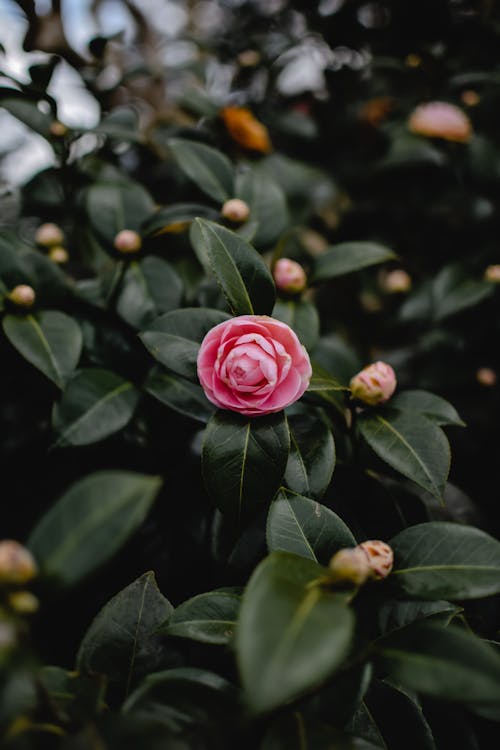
[56,381,133,445]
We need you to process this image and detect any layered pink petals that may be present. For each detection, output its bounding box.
[197,315,312,415]
[350,361,397,406]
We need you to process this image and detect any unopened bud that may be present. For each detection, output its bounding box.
[35,222,64,248]
[350,361,396,405]
[8,591,39,614]
[238,49,261,67]
[221,199,250,224]
[484,265,500,283]
[0,541,37,585]
[461,90,480,107]
[358,540,394,580]
[8,285,35,309]
[114,229,142,254]
[48,246,69,264]
[273,258,307,294]
[49,121,68,137]
[381,269,412,294]
[359,291,383,313]
[476,367,497,387]
[405,53,421,68]
[328,548,371,586]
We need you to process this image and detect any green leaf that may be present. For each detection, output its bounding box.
[390,390,465,427]
[307,362,347,392]
[77,572,172,696]
[363,680,435,750]
[168,138,234,202]
[284,413,335,500]
[3,311,82,389]
[236,169,289,247]
[144,369,215,423]
[358,410,450,499]
[1,96,52,137]
[432,265,493,321]
[262,713,381,749]
[190,219,275,316]
[202,410,290,528]
[116,256,183,329]
[266,489,356,565]
[52,369,139,447]
[375,622,500,705]
[311,242,396,283]
[142,203,219,236]
[373,599,461,639]
[85,180,155,244]
[160,590,241,645]
[28,471,162,587]
[236,551,354,713]
[272,299,320,351]
[390,522,500,600]
[139,307,230,381]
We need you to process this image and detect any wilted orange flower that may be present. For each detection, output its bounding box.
[358,96,393,126]
[221,107,272,153]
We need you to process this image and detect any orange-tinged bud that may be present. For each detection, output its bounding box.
[35,222,64,248]
[476,368,497,387]
[48,246,69,264]
[49,121,68,137]
[328,548,371,586]
[358,540,394,580]
[273,258,307,294]
[221,198,250,223]
[221,107,272,153]
[238,49,261,67]
[8,285,35,309]
[0,541,37,585]
[350,361,397,405]
[358,96,393,126]
[405,53,422,68]
[114,229,142,254]
[461,90,480,107]
[8,591,39,614]
[380,269,412,294]
[484,265,500,283]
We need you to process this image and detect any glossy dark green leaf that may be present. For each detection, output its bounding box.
[168,138,234,202]
[202,410,290,528]
[262,713,380,749]
[390,522,500,600]
[432,265,493,321]
[52,369,139,447]
[373,599,461,639]
[142,203,219,236]
[145,369,215,423]
[358,411,450,500]
[236,169,289,247]
[375,622,500,705]
[3,311,82,388]
[1,96,52,137]
[28,471,162,587]
[77,572,172,695]
[267,489,356,565]
[390,390,465,427]
[116,256,183,329]
[160,590,241,645]
[347,702,387,750]
[311,242,396,283]
[139,307,230,380]
[307,362,347,393]
[284,413,335,500]
[236,551,354,713]
[272,299,320,351]
[85,180,155,244]
[362,679,435,750]
[190,219,275,316]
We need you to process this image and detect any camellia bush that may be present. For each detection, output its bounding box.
[2,0,500,748]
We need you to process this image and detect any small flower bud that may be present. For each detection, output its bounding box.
[221,199,250,224]
[328,548,371,586]
[358,540,394,580]
[405,53,421,68]
[476,367,497,387]
[237,49,261,67]
[8,285,36,309]
[380,269,412,294]
[35,222,64,248]
[273,258,307,294]
[49,121,68,137]
[48,246,69,264]
[359,291,383,313]
[484,265,500,283]
[0,541,37,585]
[350,361,397,405]
[8,591,39,614]
[461,90,480,107]
[114,229,142,254]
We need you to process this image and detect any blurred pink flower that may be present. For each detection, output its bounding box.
[408,102,472,143]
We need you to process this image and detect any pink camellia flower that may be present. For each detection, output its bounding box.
[350,361,396,405]
[358,540,394,580]
[273,258,307,294]
[408,101,472,143]
[197,315,312,416]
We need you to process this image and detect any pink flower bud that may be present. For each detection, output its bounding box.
[328,547,371,585]
[114,229,142,254]
[8,285,36,309]
[221,199,250,223]
[350,361,397,405]
[408,102,472,143]
[476,368,497,387]
[35,222,64,248]
[358,540,394,580]
[48,246,69,264]
[0,541,37,585]
[380,269,412,294]
[484,265,500,283]
[273,258,307,294]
